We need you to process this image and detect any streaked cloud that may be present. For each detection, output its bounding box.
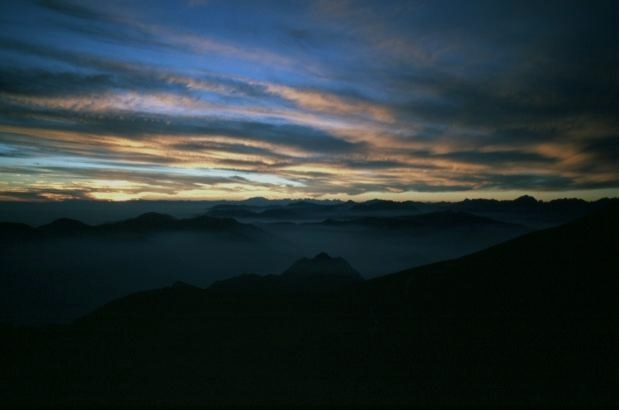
[0,0,617,201]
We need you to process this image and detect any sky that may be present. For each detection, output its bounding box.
[0,0,617,202]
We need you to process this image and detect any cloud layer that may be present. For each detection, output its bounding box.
[0,0,617,201]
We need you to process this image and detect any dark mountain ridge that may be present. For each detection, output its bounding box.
[2,203,617,406]
[0,195,612,227]
[282,251,360,278]
[0,212,264,240]
[358,201,618,317]
[350,198,419,212]
[82,202,618,323]
[209,252,362,295]
[201,196,612,228]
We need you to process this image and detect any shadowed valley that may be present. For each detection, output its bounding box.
[1,201,617,406]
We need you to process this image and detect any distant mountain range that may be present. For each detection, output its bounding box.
[0,195,612,228]
[0,212,265,241]
[83,201,618,322]
[0,208,530,243]
[202,195,613,227]
[0,206,539,324]
[3,202,615,406]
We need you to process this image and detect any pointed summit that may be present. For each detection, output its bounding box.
[209,252,362,295]
[282,252,362,280]
[131,212,176,224]
[514,195,538,204]
[315,251,331,260]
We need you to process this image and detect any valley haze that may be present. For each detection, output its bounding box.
[0,195,613,324]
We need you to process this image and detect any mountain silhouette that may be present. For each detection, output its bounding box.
[210,252,362,294]
[196,196,615,229]
[2,203,617,406]
[360,201,617,317]
[513,194,538,204]
[282,251,361,278]
[0,212,265,239]
[350,198,419,212]
[447,195,609,221]
[0,196,609,227]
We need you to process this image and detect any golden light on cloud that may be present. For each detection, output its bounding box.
[266,85,395,123]
[0,0,617,203]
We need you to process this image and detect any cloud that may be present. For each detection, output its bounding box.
[37,0,112,21]
[0,0,617,200]
[582,136,619,166]
[0,41,267,99]
[0,101,363,155]
[436,150,555,165]
[35,0,315,74]
[266,84,393,123]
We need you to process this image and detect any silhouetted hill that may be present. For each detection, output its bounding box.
[86,203,617,321]
[83,252,363,319]
[2,204,617,406]
[448,195,608,220]
[282,252,361,279]
[0,212,265,239]
[0,196,612,227]
[360,201,618,316]
[209,252,362,294]
[178,214,260,235]
[239,196,276,206]
[203,196,611,227]
[350,199,419,212]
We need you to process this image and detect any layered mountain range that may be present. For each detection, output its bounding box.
[2,202,616,406]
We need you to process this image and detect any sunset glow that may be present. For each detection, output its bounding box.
[1,0,617,201]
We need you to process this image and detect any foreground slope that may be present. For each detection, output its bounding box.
[363,200,617,316]
[1,204,617,406]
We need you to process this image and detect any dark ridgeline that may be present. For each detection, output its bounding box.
[200,196,611,226]
[0,192,612,227]
[0,212,265,239]
[0,203,535,324]
[209,252,362,295]
[1,202,616,406]
[0,212,271,324]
